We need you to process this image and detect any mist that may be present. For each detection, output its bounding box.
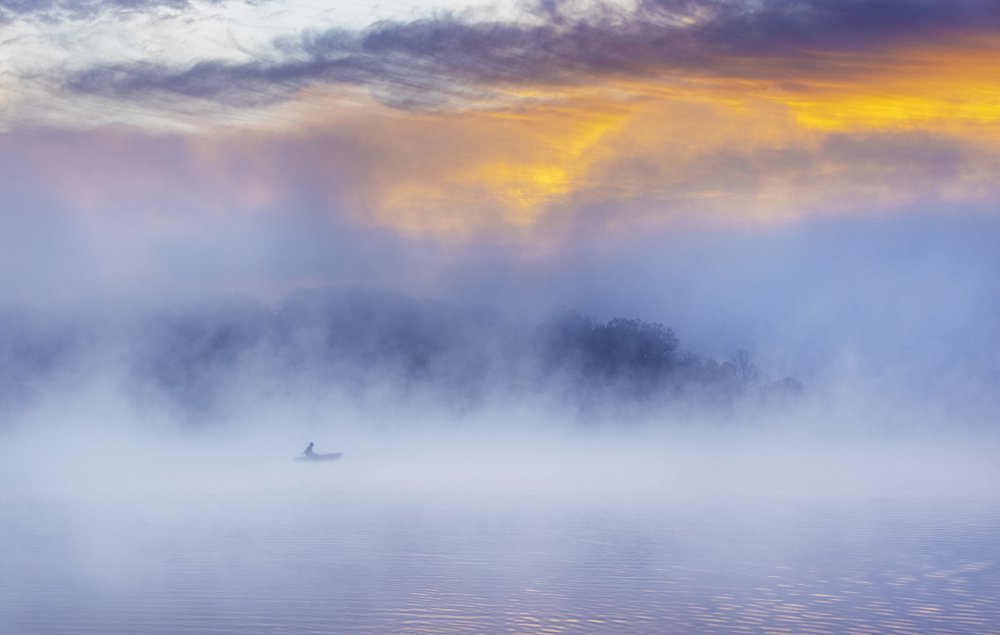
[5,0,1000,630]
[3,264,998,491]
[4,269,1000,634]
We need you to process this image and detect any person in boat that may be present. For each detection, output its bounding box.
[303,441,315,457]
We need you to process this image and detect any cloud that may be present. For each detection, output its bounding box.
[5,102,999,253]
[62,0,1000,111]
[0,0,210,23]
[10,0,1000,232]
[6,1,1000,308]
[4,121,999,306]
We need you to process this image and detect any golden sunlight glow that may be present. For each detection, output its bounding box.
[478,163,572,211]
[368,99,630,232]
[779,39,1000,135]
[271,39,1000,237]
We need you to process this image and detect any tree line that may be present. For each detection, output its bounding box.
[0,286,803,422]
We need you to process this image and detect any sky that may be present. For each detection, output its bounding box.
[3,0,1000,409]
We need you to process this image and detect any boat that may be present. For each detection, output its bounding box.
[295,452,343,462]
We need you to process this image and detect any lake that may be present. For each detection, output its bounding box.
[2,439,999,634]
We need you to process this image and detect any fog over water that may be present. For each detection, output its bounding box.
[3,279,999,634]
[3,413,1000,634]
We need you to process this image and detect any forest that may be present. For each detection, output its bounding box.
[0,286,803,423]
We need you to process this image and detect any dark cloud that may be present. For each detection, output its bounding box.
[686,0,1000,54]
[64,0,1000,110]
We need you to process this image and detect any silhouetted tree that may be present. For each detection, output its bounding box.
[588,318,678,379]
[730,349,759,393]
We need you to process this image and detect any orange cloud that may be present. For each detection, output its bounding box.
[770,37,1000,138]
[279,86,810,234]
[31,33,998,245]
[328,37,1000,235]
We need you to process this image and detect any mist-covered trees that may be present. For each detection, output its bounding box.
[128,299,272,415]
[0,287,804,422]
[539,313,679,382]
[0,308,91,413]
[730,349,759,392]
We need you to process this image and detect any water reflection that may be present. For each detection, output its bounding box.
[2,491,998,634]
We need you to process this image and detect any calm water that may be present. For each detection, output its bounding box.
[3,466,1000,634]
